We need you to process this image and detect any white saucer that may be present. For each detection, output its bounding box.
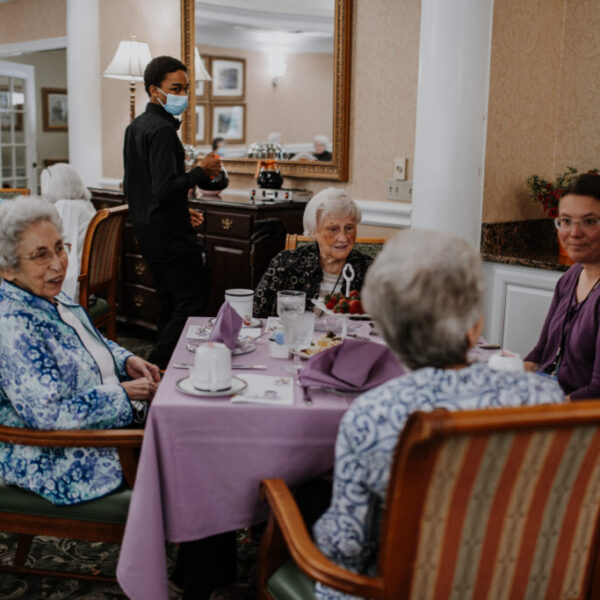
[176,376,247,397]
[209,316,262,328]
[186,339,256,355]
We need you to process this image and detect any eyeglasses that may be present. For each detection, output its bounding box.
[18,242,72,266]
[554,217,600,232]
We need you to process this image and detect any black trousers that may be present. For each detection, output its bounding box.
[146,256,209,369]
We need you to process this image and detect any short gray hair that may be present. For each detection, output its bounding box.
[363,229,483,370]
[0,196,63,270]
[40,162,91,203]
[302,187,361,236]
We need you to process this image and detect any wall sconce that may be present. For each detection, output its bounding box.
[266,49,287,87]
[103,36,152,122]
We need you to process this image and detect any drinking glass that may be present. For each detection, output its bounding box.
[277,290,306,317]
[281,311,315,373]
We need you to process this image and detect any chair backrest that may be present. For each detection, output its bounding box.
[285,234,386,259]
[378,402,600,600]
[78,204,128,306]
[0,188,30,201]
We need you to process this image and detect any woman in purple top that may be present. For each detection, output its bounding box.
[525,173,600,399]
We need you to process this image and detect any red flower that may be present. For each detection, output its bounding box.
[548,207,558,218]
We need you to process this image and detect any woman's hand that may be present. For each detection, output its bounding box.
[126,356,161,383]
[524,361,538,372]
[121,378,157,401]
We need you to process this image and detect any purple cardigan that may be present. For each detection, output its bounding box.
[526,264,600,399]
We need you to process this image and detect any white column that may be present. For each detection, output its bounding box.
[66,0,102,187]
[411,0,495,248]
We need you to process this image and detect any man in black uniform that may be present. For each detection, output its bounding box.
[124,56,220,369]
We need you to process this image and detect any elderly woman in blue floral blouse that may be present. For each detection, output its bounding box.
[0,196,159,506]
[312,230,565,600]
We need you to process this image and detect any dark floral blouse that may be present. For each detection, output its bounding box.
[253,242,373,318]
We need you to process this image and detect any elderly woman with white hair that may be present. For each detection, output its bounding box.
[0,196,159,506]
[40,162,96,299]
[253,187,372,317]
[311,229,564,600]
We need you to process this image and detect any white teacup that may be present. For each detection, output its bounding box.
[191,342,232,391]
[488,350,524,373]
[225,288,254,324]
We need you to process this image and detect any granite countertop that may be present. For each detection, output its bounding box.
[480,220,571,272]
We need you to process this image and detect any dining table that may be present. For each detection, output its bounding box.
[116,316,365,600]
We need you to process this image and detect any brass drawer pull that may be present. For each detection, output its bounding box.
[221,217,233,231]
[134,294,145,308]
[134,261,147,277]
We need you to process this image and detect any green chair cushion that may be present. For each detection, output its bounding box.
[87,296,110,321]
[267,560,316,600]
[0,481,131,524]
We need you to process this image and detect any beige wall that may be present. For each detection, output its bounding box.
[0,0,65,43]
[198,44,333,146]
[483,0,600,223]
[99,0,181,178]
[3,49,68,170]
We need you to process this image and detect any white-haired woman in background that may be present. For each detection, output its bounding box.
[253,187,373,317]
[40,162,96,299]
[312,229,565,600]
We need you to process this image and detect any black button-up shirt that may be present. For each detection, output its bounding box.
[123,103,210,262]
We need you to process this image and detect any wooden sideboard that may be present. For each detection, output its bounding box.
[90,188,305,329]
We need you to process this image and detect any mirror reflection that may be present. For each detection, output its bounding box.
[194,0,334,163]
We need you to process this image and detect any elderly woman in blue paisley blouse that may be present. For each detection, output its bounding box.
[253,188,372,317]
[0,197,159,506]
[312,230,565,600]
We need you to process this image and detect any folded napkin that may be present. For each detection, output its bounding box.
[298,339,405,393]
[208,302,243,349]
[231,374,294,405]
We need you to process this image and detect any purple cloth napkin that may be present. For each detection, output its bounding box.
[298,339,405,393]
[208,302,242,350]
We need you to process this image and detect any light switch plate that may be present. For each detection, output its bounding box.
[386,179,412,202]
[394,157,407,180]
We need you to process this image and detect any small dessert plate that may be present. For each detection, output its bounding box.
[209,316,262,328]
[232,340,256,356]
[176,376,247,397]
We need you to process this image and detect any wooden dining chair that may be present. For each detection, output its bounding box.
[0,187,30,201]
[78,204,128,340]
[0,424,143,582]
[259,401,600,600]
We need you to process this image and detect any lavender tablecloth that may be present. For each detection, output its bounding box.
[116,318,355,600]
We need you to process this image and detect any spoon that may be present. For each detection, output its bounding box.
[172,363,267,370]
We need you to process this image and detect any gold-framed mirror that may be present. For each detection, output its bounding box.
[180,0,352,181]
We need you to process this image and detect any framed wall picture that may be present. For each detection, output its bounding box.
[42,88,68,132]
[212,103,245,144]
[195,55,210,100]
[195,103,208,145]
[210,57,245,100]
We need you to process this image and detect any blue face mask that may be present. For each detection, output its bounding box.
[157,87,188,116]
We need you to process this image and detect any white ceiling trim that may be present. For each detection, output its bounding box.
[196,0,334,19]
[0,36,67,57]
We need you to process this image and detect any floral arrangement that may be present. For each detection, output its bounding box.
[526,166,598,217]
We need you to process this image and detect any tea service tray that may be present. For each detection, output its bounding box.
[176,376,247,397]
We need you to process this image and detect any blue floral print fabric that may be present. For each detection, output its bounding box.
[312,362,565,600]
[0,280,134,505]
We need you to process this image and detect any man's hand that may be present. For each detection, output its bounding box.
[197,152,221,178]
[126,356,161,383]
[189,208,204,227]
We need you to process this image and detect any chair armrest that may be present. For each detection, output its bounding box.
[0,425,143,448]
[260,479,385,599]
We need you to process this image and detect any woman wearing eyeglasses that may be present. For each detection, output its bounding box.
[525,173,600,400]
[0,196,159,505]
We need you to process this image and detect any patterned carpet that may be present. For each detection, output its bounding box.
[0,327,260,599]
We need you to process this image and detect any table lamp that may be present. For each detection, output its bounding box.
[104,36,152,122]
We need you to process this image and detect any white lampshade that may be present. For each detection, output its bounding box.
[104,39,152,82]
[194,47,212,82]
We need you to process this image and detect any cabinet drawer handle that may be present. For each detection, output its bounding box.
[221,217,233,231]
[134,294,145,308]
[134,261,147,277]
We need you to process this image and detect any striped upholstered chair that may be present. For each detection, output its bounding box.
[0,188,29,202]
[284,234,386,261]
[78,204,128,340]
[259,401,600,600]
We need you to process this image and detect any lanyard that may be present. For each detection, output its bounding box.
[544,272,600,376]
